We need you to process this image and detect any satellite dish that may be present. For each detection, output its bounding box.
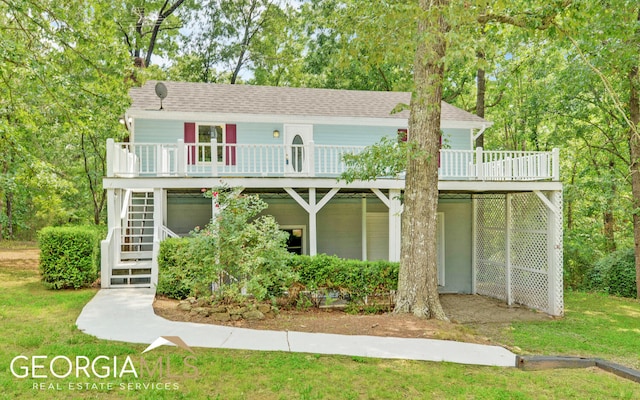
[155,82,168,110]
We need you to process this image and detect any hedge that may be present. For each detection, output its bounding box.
[287,254,399,301]
[158,246,400,304]
[587,248,637,298]
[38,226,104,289]
[156,237,192,299]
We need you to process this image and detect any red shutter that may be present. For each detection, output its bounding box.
[438,133,442,167]
[184,122,196,165]
[398,128,408,142]
[225,124,237,166]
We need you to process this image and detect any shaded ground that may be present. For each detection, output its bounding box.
[154,293,555,347]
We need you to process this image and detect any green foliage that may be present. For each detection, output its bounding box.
[586,248,637,298]
[340,136,428,183]
[156,237,192,299]
[288,254,399,304]
[563,230,604,290]
[157,187,296,300]
[38,226,104,289]
[0,0,132,237]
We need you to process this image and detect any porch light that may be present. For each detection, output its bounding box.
[273,129,280,138]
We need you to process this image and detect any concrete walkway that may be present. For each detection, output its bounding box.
[76,289,516,367]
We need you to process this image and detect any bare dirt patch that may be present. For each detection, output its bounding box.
[154,293,555,346]
[0,248,39,270]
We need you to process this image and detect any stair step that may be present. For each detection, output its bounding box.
[120,251,153,260]
[112,268,152,275]
[109,279,151,287]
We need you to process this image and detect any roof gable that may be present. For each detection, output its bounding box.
[129,81,490,127]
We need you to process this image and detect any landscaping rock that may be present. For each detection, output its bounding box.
[229,306,247,316]
[196,298,210,307]
[210,305,228,314]
[256,304,271,314]
[177,301,192,311]
[243,310,265,320]
[191,307,210,317]
[186,297,197,304]
[211,312,231,322]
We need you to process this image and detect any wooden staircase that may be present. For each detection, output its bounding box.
[110,191,154,287]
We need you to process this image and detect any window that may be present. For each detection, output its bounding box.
[197,124,224,163]
[281,226,305,255]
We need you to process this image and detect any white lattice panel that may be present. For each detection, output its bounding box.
[474,196,508,301]
[473,192,564,316]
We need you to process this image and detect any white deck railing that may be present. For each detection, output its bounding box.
[106,139,559,181]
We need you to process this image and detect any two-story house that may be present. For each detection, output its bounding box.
[101,81,563,316]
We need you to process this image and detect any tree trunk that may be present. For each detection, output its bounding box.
[603,158,616,252]
[5,192,13,239]
[628,7,640,300]
[629,64,640,300]
[394,0,448,320]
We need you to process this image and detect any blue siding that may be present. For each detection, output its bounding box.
[134,119,184,143]
[236,122,283,145]
[131,118,472,175]
[133,118,470,150]
[442,128,472,150]
[313,125,402,147]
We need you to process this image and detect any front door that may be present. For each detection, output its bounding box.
[284,124,313,175]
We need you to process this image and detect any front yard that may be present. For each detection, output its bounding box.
[1,246,639,399]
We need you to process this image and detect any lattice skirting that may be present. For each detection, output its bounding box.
[473,192,563,316]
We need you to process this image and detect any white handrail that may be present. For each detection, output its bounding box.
[107,140,559,182]
[120,189,132,220]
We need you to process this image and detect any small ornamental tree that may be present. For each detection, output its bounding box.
[158,186,296,301]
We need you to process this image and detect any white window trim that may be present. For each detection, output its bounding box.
[280,225,307,255]
[195,123,226,165]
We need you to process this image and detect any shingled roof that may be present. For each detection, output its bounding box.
[129,81,489,125]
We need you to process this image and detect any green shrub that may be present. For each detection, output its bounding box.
[587,248,637,298]
[157,187,296,301]
[604,249,637,298]
[288,254,399,303]
[38,226,103,289]
[564,230,603,290]
[156,237,191,299]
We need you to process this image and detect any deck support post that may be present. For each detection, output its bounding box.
[371,188,402,262]
[151,188,164,288]
[284,187,340,256]
[505,193,513,306]
[177,139,186,175]
[361,196,367,261]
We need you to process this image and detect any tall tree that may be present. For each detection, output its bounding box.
[116,0,189,67]
[0,0,131,237]
[395,0,449,318]
[172,0,282,84]
[555,1,640,297]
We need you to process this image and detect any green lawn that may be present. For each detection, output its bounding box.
[510,292,640,370]
[1,247,639,399]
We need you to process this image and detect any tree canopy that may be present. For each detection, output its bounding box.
[2,0,639,300]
